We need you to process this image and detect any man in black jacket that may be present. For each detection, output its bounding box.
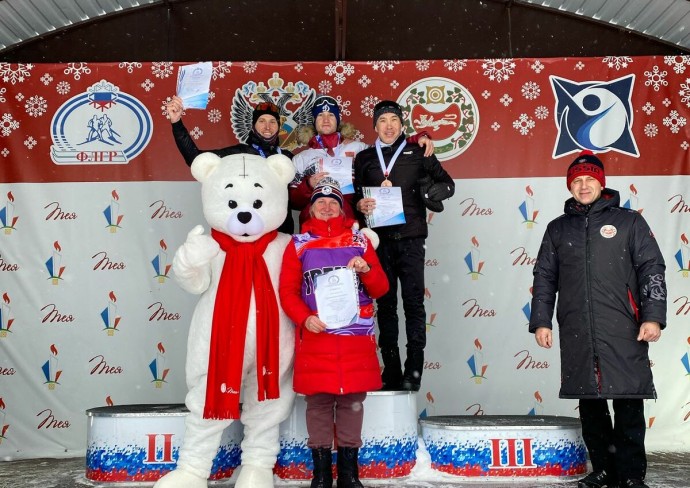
[529,151,667,488]
[165,96,295,233]
[353,100,454,392]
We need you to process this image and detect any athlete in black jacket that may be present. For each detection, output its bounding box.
[353,100,454,392]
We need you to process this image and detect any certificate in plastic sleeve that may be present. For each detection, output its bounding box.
[318,156,354,194]
[314,268,359,329]
[363,186,406,228]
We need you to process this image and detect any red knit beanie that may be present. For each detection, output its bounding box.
[566,150,605,189]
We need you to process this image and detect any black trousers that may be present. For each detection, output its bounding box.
[376,237,427,354]
[578,398,647,482]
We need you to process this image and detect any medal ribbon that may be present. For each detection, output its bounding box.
[251,144,282,158]
[375,138,406,181]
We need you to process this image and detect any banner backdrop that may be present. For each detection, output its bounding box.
[1,57,689,459]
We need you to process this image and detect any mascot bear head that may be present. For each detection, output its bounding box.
[191,152,295,241]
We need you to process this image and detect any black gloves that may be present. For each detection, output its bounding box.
[418,176,445,213]
[427,182,454,201]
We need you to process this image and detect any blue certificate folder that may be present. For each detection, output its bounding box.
[363,187,406,228]
[176,62,212,109]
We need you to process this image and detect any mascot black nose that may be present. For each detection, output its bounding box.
[237,212,252,224]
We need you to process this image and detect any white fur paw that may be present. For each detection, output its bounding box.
[360,227,380,249]
[234,465,274,488]
[153,468,207,488]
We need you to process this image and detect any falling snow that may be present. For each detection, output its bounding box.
[0,63,34,84]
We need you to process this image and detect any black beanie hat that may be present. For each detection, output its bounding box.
[373,100,403,127]
[252,101,280,126]
[566,150,606,189]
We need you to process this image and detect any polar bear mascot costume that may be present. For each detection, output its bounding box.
[154,152,296,488]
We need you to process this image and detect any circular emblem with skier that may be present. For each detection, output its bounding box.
[397,77,479,161]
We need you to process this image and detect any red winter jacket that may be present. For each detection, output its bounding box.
[279,215,388,395]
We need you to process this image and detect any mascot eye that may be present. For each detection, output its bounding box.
[228,200,238,209]
[253,200,263,209]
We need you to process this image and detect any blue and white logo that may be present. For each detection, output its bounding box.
[50,79,153,165]
[550,74,638,158]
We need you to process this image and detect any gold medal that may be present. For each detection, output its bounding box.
[381,178,392,187]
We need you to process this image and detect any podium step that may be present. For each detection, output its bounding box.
[420,415,587,480]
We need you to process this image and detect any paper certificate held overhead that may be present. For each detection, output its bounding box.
[176,62,213,110]
[362,186,406,228]
[314,268,359,329]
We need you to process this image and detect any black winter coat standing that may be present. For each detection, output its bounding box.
[353,134,454,240]
[529,189,666,399]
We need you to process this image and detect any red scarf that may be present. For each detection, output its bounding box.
[204,229,280,420]
[308,132,340,156]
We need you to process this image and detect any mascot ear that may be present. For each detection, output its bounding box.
[190,153,222,183]
[266,154,296,186]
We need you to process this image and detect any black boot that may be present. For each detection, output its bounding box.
[336,447,363,488]
[401,348,423,391]
[380,347,402,390]
[310,447,333,488]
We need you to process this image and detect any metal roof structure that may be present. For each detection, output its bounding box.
[0,0,689,55]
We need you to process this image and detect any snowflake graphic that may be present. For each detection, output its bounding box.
[663,110,687,134]
[642,102,655,115]
[1,148,8,157]
[534,106,549,120]
[444,59,467,73]
[152,62,174,79]
[531,60,544,74]
[25,95,47,117]
[190,126,204,139]
[294,63,303,72]
[491,122,500,131]
[499,94,512,106]
[0,63,34,84]
[141,79,155,92]
[15,93,24,102]
[40,73,53,85]
[208,109,222,123]
[512,113,535,135]
[368,61,400,73]
[482,59,515,82]
[644,123,658,138]
[325,62,355,85]
[682,141,689,150]
[662,97,672,107]
[575,61,585,70]
[318,80,333,94]
[334,95,351,117]
[361,95,380,118]
[64,62,91,80]
[0,87,5,103]
[244,62,258,73]
[480,90,490,99]
[680,79,690,108]
[352,129,365,141]
[521,81,540,100]
[644,66,668,92]
[2,113,20,137]
[56,81,71,95]
[603,56,633,70]
[390,80,399,89]
[664,55,690,74]
[358,76,371,88]
[212,62,232,80]
[119,62,142,74]
[24,136,37,149]
[416,60,430,71]
[209,91,216,100]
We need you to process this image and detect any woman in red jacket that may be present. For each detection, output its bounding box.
[279,178,389,488]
